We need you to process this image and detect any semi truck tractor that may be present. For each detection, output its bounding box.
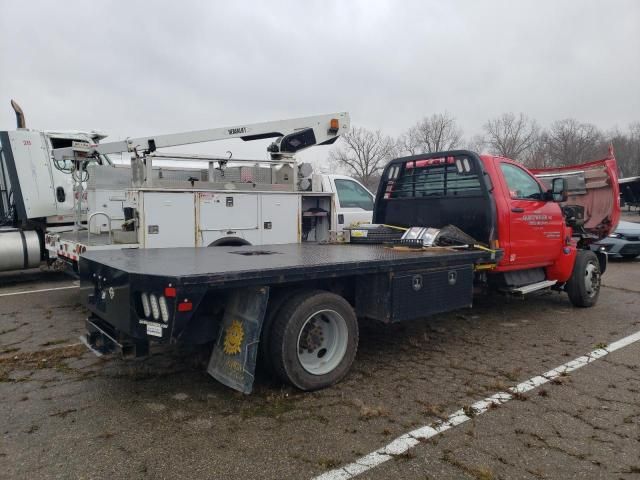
[78,149,619,393]
[0,100,114,272]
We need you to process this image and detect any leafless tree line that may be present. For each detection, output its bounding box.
[330,112,640,188]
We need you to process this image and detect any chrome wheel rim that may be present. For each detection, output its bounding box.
[584,261,600,298]
[297,309,348,375]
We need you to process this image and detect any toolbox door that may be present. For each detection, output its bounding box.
[198,193,260,245]
[142,192,196,248]
[260,194,299,244]
[356,264,474,323]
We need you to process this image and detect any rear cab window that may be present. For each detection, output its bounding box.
[385,155,482,199]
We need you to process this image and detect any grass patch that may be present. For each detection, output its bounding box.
[352,398,389,420]
[391,450,416,461]
[239,392,297,419]
[40,339,70,347]
[0,344,85,382]
[317,457,341,469]
[512,391,527,401]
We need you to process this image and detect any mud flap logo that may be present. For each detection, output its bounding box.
[223,319,244,355]
[207,287,269,394]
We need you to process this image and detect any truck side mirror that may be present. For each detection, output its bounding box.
[551,178,568,202]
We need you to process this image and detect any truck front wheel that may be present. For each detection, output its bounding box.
[566,250,601,308]
[269,290,358,391]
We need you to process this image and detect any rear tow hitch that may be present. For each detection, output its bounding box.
[83,315,149,358]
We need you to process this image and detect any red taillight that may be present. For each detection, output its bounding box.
[177,301,192,312]
[164,287,177,298]
[384,180,395,199]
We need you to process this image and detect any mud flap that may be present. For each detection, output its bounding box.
[206,286,269,393]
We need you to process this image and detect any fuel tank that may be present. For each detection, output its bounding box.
[0,228,42,271]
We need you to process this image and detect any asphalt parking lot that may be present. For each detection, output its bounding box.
[1,253,639,479]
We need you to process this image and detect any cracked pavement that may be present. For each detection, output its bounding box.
[1,255,639,479]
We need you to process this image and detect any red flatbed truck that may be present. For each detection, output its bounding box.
[79,150,619,393]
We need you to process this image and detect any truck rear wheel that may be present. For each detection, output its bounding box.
[566,250,601,308]
[269,290,358,391]
[258,288,306,376]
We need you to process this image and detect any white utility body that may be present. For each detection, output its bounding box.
[42,111,373,270]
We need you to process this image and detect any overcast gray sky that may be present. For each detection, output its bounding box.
[1,0,638,165]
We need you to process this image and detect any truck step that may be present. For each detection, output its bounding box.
[509,280,558,295]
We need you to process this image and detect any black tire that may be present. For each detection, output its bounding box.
[566,250,601,308]
[258,288,305,376]
[269,290,358,391]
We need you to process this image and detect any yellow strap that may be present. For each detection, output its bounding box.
[381,224,409,231]
[473,244,497,254]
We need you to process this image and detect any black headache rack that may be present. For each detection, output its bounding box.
[374,150,498,246]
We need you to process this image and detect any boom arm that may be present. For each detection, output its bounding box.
[53,112,350,161]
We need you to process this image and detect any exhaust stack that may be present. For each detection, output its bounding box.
[10,99,25,128]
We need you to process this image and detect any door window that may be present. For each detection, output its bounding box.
[500,163,542,200]
[334,179,374,210]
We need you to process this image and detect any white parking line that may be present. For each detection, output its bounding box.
[313,329,640,480]
[0,285,78,297]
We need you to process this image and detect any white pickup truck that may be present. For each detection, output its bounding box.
[45,169,374,271]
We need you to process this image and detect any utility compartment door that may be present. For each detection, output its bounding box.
[260,194,299,244]
[142,192,196,248]
[197,193,259,246]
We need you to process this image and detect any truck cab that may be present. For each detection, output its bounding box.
[310,173,374,230]
[375,150,619,305]
[0,127,113,272]
[0,129,111,225]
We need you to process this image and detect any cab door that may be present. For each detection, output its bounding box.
[331,176,374,230]
[498,161,564,267]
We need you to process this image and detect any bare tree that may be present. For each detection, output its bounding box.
[396,128,422,156]
[466,134,487,154]
[329,127,396,189]
[483,113,540,161]
[400,112,463,155]
[545,119,606,166]
[608,123,640,177]
[522,133,554,168]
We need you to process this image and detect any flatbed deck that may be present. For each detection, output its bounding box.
[81,243,494,288]
[80,242,499,393]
